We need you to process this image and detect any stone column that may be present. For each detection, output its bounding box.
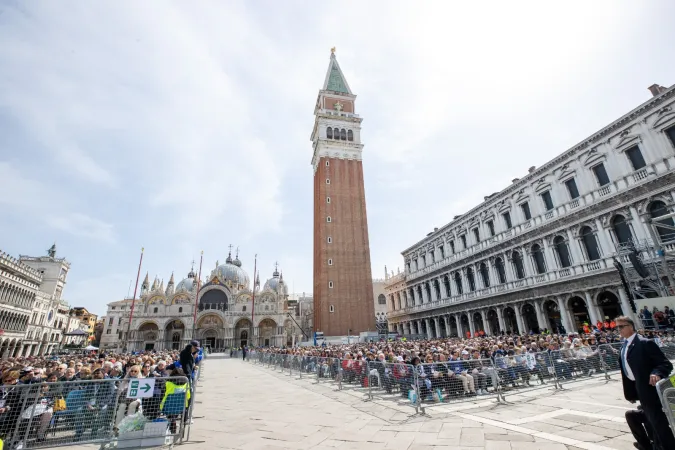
[430,281,438,302]
[566,229,583,264]
[443,316,451,337]
[514,304,526,334]
[455,314,463,337]
[496,307,506,333]
[594,218,612,256]
[467,312,476,337]
[542,238,556,271]
[534,300,548,331]
[481,310,491,336]
[416,320,423,336]
[459,270,469,294]
[433,317,441,338]
[584,291,601,324]
[424,318,432,338]
[523,248,536,277]
[505,256,516,281]
[629,206,648,243]
[617,289,637,324]
[556,296,574,333]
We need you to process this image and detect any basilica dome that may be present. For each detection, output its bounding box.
[216,262,250,288]
[176,277,195,293]
[176,268,197,293]
[263,268,288,295]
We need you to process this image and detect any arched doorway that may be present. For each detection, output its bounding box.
[202,329,218,350]
[258,318,277,347]
[568,296,590,332]
[448,316,459,337]
[503,307,518,334]
[487,309,500,334]
[473,312,484,335]
[197,314,224,349]
[521,304,538,333]
[543,300,562,333]
[460,314,470,338]
[597,291,623,321]
[235,318,252,348]
[138,322,159,351]
[165,320,185,350]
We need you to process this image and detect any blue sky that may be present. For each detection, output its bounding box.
[1,1,674,316]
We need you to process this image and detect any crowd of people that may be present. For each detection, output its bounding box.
[0,340,203,448]
[243,315,675,450]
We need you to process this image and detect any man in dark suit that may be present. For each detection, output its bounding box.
[616,315,675,450]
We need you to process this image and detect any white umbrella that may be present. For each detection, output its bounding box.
[84,345,99,351]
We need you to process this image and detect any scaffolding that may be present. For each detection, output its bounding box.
[614,213,675,304]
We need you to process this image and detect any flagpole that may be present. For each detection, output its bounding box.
[191,251,204,341]
[124,247,144,352]
[250,254,257,348]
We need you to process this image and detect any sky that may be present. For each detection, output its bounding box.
[1,1,674,316]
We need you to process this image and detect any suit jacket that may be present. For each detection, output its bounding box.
[619,334,672,406]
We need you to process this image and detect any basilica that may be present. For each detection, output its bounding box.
[101,251,293,352]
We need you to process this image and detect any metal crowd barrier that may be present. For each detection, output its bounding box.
[657,377,675,438]
[247,342,675,415]
[0,375,191,449]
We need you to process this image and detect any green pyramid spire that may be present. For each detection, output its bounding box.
[327,60,349,94]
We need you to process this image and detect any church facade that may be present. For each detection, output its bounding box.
[103,252,294,352]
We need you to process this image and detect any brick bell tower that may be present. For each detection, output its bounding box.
[311,48,375,338]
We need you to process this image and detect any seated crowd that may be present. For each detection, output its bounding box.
[0,346,198,447]
[250,328,675,403]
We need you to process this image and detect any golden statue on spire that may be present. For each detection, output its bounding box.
[330,47,336,55]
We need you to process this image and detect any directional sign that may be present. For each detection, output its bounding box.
[126,378,155,399]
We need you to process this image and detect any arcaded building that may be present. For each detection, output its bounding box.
[385,83,675,338]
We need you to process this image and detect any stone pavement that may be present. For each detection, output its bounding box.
[182,356,642,450]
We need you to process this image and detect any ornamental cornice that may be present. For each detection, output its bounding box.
[406,171,675,282]
[401,89,675,255]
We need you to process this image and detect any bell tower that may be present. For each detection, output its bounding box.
[311,48,375,337]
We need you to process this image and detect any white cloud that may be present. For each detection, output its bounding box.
[46,213,115,243]
[0,0,673,315]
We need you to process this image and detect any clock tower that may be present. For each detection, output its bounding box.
[311,49,376,337]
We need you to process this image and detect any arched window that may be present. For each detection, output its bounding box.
[495,258,507,284]
[612,215,633,244]
[433,279,441,299]
[178,307,183,313]
[242,306,246,312]
[512,251,526,279]
[443,275,451,298]
[454,272,463,295]
[554,236,572,268]
[466,268,476,291]
[347,130,353,141]
[531,244,546,274]
[480,262,490,287]
[340,129,347,140]
[649,201,675,241]
[153,307,158,314]
[326,127,333,139]
[378,294,386,305]
[580,226,601,261]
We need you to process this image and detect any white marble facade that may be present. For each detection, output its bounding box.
[385,84,675,338]
[106,252,293,352]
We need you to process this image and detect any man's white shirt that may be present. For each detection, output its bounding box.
[622,333,637,381]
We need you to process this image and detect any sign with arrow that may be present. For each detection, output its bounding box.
[126,378,155,399]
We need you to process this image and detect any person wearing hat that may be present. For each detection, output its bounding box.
[180,341,199,382]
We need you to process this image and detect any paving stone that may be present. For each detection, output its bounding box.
[485,441,512,450]
[571,423,624,438]
[595,438,637,450]
[555,429,606,443]
[520,421,567,433]
[484,434,534,442]
[460,428,486,446]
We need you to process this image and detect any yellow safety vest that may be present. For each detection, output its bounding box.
[160,381,191,410]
